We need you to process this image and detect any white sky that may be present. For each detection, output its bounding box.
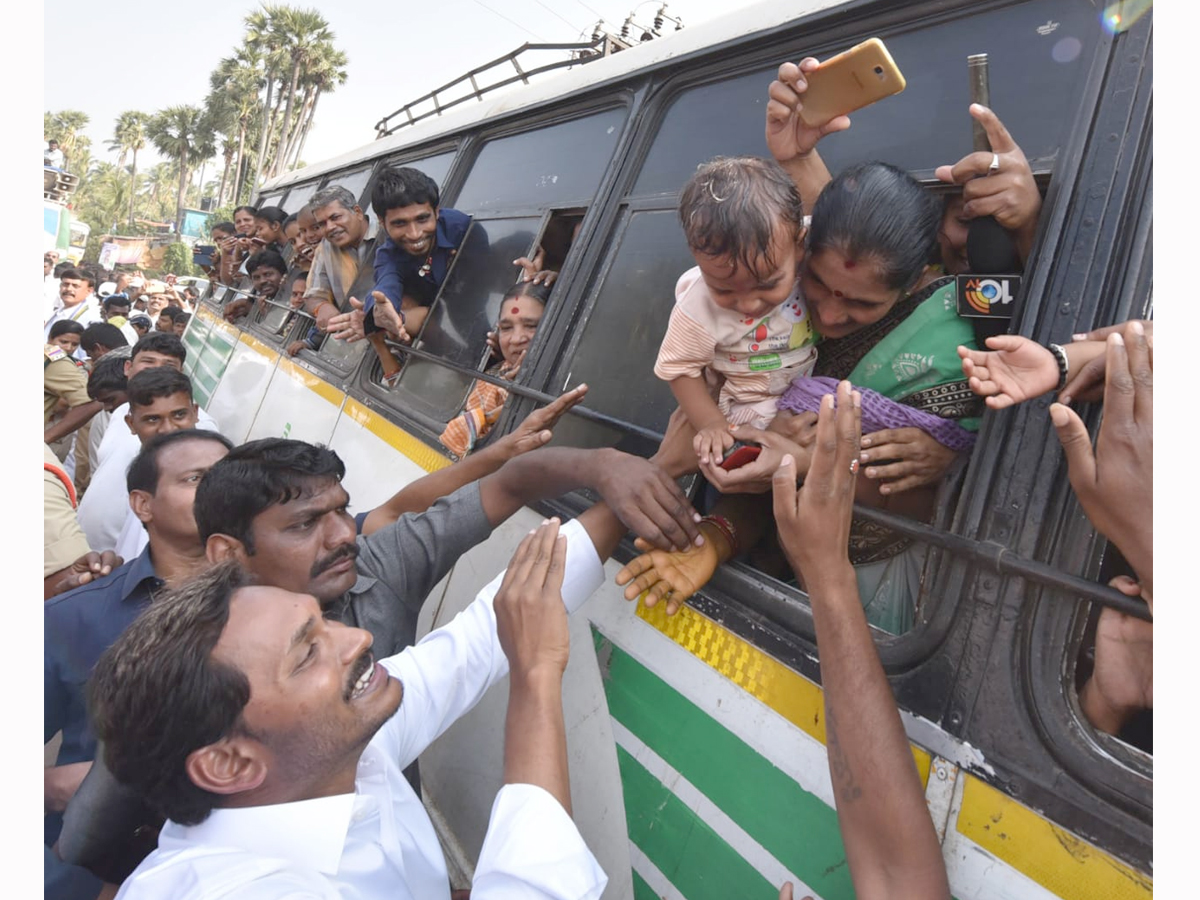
[44,0,733,173]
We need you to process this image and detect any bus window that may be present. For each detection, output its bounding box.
[328,165,374,209]
[381,216,542,422]
[633,0,1101,197]
[257,191,285,209]
[281,180,320,214]
[374,150,457,205]
[550,209,693,458]
[453,106,627,211]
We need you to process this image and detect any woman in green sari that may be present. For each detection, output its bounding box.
[618,162,983,634]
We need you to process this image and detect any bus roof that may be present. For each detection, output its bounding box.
[259,0,841,192]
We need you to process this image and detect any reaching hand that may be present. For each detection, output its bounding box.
[513,247,546,281]
[615,534,724,616]
[765,58,853,165]
[1061,320,1153,405]
[327,297,365,341]
[650,407,700,479]
[772,381,861,580]
[593,452,703,552]
[959,336,1059,409]
[223,298,252,323]
[1079,576,1152,735]
[1050,321,1152,596]
[494,519,570,678]
[493,384,589,460]
[370,291,410,343]
[935,105,1041,244]
[286,340,308,357]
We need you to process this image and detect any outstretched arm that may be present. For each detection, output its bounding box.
[360,386,589,534]
[765,58,851,212]
[773,381,950,900]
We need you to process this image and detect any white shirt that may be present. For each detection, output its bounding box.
[77,403,219,552]
[116,518,607,900]
[44,294,103,336]
[46,147,65,168]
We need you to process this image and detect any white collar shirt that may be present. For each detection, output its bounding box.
[116,517,607,900]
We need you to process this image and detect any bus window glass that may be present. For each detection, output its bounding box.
[257,191,285,209]
[378,150,456,200]
[327,166,374,206]
[550,209,693,457]
[388,217,541,421]
[633,0,1101,195]
[453,107,627,211]
[282,181,320,213]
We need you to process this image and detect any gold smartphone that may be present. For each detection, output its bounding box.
[799,38,906,125]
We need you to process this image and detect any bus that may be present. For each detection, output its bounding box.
[181,1,1153,897]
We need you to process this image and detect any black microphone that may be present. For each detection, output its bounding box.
[961,54,1021,338]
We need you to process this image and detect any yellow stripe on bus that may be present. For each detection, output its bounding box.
[341,399,453,473]
[277,357,344,408]
[238,331,281,362]
[957,775,1152,899]
[634,600,931,784]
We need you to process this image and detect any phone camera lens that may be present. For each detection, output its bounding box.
[873,65,884,78]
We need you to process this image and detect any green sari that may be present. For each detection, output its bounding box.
[812,277,983,632]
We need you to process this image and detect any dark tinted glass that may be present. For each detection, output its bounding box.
[634,0,1101,195]
[316,238,378,371]
[393,217,540,420]
[282,181,320,213]
[550,209,694,457]
[454,108,627,211]
[382,150,456,194]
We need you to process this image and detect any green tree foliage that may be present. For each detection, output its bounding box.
[161,241,199,278]
[108,111,150,226]
[148,105,211,233]
[45,110,91,172]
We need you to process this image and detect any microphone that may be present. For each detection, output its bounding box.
[960,54,1021,338]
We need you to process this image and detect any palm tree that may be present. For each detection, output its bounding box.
[46,110,90,172]
[269,7,334,179]
[208,51,264,206]
[148,105,207,233]
[244,4,290,192]
[284,42,348,173]
[108,111,150,226]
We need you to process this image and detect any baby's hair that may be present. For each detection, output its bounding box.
[678,156,804,275]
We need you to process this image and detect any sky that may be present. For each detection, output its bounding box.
[44,0,735,176]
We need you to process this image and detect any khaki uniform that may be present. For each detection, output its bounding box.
[44,444,91,578]
[43,345,95,483]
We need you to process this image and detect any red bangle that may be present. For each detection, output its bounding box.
[701,514,739,557]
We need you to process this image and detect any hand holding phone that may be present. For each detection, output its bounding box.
[796,38,906,126]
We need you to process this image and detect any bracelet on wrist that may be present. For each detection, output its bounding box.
[1048,342,1070,392]
[700,514,740,558]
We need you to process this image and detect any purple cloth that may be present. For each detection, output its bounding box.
[777,376,976,452]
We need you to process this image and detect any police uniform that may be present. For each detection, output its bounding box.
[44,344,90,425]
[44,444,90,578]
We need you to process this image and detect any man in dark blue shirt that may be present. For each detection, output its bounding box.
[44,430,233,899]
[362,166,472,384]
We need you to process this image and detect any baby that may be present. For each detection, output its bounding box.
[655,156,818,467]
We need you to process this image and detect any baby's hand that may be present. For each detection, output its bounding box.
[694,423,735,467]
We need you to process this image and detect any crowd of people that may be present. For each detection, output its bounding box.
[45,52,1151,900]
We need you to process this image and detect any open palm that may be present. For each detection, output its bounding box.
[958,336,1057,409]
[615,537,721,615]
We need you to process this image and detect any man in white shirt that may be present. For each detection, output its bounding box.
[78,333,218,552]
[46,139,66,168]
[45,269,104,354]
[89,506,625,899]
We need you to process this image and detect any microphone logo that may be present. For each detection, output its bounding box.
[956,275,1020,319]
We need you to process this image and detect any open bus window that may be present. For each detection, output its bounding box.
[281,180,320,214]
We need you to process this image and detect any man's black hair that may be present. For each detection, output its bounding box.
[370,166,440,221]
[246,249,288,277]
[282,212,298,231]
[102,293,131,310]
[131,332,187,364]
[53,261,72,278]
[127,367,195,412]
[48,320,85,340]
[158,306,185,325]
[126,428,233,496]
[59,266,97,289]
[89,560,253,826]
[211,221,236,236]
[87,347,132,399]
[194,438,346,552]
[80,322,128,354]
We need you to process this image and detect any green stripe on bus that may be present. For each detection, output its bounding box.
[595,629,854,899]
[631,867,661,900]
[618,745,778,900]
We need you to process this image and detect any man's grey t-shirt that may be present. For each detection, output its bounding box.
[327,480,493,656]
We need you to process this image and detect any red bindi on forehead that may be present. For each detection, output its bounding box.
[511,307,520,314]
[844,259,857,269]
[833,289,844,298]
